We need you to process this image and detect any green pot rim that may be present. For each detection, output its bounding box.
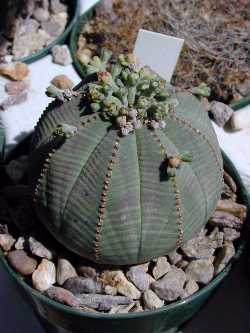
[15,0,80,64]
[0,148,248,320]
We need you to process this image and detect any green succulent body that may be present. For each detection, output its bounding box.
[30,51,223,265]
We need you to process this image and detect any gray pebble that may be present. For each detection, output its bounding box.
[0,234,16,251]
[45,286,80,308]
[152,267,186,301]
[214,242,235,275]
[186,259,214,284]
[143,289,164,310]
[28,237,52,260]
[52,45,72,66]
[152,257,171,280]
[210,101,233,127]
[76,293,132,311]
[57,258,77,285]
[126,266,150,291]
[0,92,28,111]
[64,277,103,295]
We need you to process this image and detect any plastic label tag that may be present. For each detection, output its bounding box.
[134,29,184,82]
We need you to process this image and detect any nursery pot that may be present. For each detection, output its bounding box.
[0,149,249,333]
[0,0,80,64]
[70,5,250,110]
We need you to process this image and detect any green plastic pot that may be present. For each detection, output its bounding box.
[70,4,98,78]
[0,143,249,333]
[16,0,80,64]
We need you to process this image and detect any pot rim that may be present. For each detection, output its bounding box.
[0,150,248,320]
[14,0,80,64]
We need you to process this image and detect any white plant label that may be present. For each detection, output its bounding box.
[134,29,184,82]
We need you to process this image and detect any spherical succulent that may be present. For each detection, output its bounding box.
[29,50,223,265]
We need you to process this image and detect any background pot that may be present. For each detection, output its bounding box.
[0,143,249,333]
[70,6,250,110]
[0,0,80,64]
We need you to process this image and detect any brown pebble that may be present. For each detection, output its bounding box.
[0,62,30,81]
[51,75,74,90]
[8,250,37,276]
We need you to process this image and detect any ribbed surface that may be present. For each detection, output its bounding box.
[31,95,83,151]
[31,90,223,265]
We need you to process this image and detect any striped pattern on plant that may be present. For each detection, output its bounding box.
[30,54,223,265]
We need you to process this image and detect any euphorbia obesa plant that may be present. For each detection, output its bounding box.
[30,50,223,265]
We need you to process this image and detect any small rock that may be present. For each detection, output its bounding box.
[152,267,186,301]
[152,257,171,280]
[101,270,141,300]
[17,18,40,35]
[57,258,77,285]
[126,266,150,291]
[104,285,117,296]
[15,237,25,250]
[51,75,74,90]
[143,289,164,310]
[168,250,182,265]
[223,171,237,193]
[33,8,50,22]
[181,279,199,299]
[42,18,63,37]
[209,211,243,229]
[76,50,91,65]
[32,259,56,291]
[132,262,149,272]
[181,233,215,259]
[77,35,87,50]
[109,302,135,314]
[28,237,52,260]
[180,260,189,269]
[0,92,28,110]
[223,228,240,242]
[50,0,67,14]
[13,30,50,59]
[208,227,224,248]
[52,45,72,66]
[52,12,68,34]
[8,250,37,276]
[76,294,132,311]
[131,301,143,312]
[64,277,103,295]
[0,224,8,234]
[0,234,16,251]
[5,155,28,182]
[0,62,30,81]
[77,265,97,279]
[237,79,250,97]
[210,101,233,127]
[216,199,247,221]
[5,80,30,95]
[214,242,235,275]
[45,287,80,308]
[185,259,214,284]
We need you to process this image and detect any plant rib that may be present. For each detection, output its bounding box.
[94,135,121,261]
[149,129,184,247]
